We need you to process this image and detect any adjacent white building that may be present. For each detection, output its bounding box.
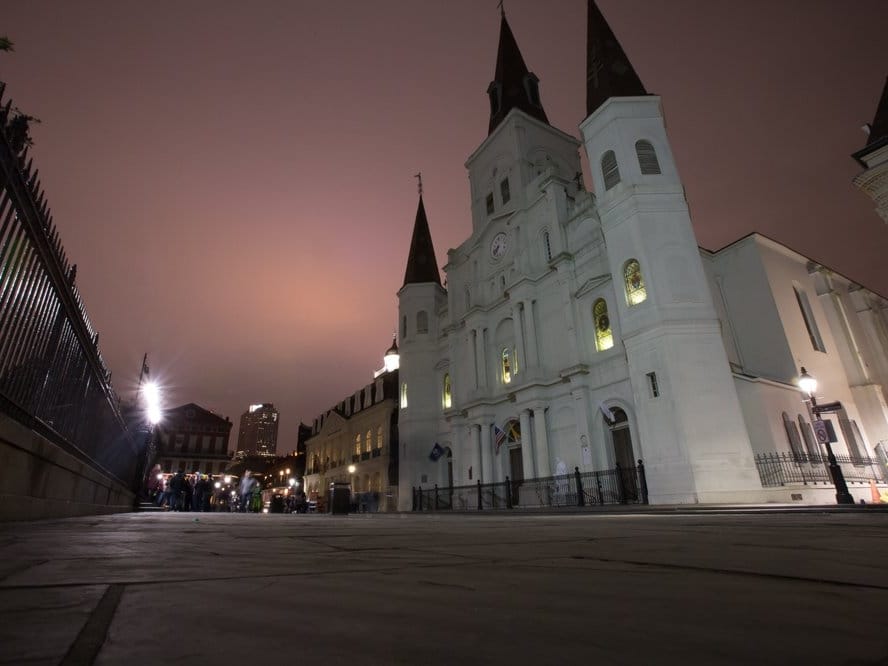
[393,2,888,508]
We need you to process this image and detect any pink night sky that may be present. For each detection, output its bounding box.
[2,0,886,451]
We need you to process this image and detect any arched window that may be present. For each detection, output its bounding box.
[593,298,614,351]
[376,425,383,450]
[354,434,361,456]
[601,150,620,190]
[543,231,552,261]
[442,373,452,409]
[635,140,661,175]
[417,310,429,334]
[400,383,408,408]
[401,315,407,338]
[501,348,513,384]
[365,429,372,453]
[623,259,647,305]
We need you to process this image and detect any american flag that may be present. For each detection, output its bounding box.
[494,425,507,453]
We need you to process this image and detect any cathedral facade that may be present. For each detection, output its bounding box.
[394,2,888,509]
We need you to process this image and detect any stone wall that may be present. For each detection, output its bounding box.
[0,413,134,521]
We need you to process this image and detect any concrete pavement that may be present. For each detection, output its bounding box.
[0,510,886,665]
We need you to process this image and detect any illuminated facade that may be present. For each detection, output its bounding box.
[393,2,888,508]
[156,403,233,475]
[236,403,280,458]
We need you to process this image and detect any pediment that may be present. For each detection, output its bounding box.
[575,273,612,299]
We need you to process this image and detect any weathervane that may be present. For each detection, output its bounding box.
[414,171,423,196]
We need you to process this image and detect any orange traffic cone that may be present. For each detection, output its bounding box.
[870,480,882,503]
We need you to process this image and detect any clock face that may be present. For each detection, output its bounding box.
[490,232,507,259]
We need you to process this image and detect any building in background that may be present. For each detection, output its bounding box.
[853,77,888,224]
[236,403,279,458]
[303,343,400,511]
[156,403,233,476]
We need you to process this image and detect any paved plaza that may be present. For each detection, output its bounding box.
[0,509,886,665]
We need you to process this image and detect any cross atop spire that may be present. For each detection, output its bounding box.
[414,171,423,196]
[487,11,549,135]
[586,0,648,116]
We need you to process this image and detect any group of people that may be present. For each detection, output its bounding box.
[154,469,216,512]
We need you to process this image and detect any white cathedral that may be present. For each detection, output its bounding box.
[382,2,888,508]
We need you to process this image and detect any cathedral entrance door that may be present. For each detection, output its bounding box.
[509,447,523,505]
[610,408,638,501]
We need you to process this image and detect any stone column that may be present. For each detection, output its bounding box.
[480,423,494,482]
[533,407,551,477]
[519,409,534,480]
[512,305,526,376]
[523,301,539,367]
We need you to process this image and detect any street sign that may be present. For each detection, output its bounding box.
[813,420,829,445]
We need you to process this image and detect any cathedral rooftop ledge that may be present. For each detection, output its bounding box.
[579,95,663,132]
[465,108,580,168]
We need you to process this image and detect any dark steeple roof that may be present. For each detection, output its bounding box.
[487,12,549,135]
[402,195,441,288]
[586,0,648,116]
[865,76,888,148]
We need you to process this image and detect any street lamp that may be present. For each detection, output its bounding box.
[797,367,854,505]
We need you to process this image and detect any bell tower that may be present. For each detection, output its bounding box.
[579,0,762,503]
[396,189,447,510]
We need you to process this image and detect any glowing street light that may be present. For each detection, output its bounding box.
[347,464,356,474]
[143,381,162,424]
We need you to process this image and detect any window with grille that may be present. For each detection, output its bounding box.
[543,231,552,261]
[635,140,661,175]
[647,372,660,398]
[793,284,826,352]
[601,150,620,190]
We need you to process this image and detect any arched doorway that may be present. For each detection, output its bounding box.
[502,419,522,505]
[609,407,638,500]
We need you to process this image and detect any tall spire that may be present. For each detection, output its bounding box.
[864,76,888,149]
[487,11,549,135]
[586,0,647,116]
[402,194,441,287]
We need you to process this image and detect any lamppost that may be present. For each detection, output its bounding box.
[798,367,854,505]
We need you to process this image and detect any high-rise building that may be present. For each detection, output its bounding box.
[236,403,280,457]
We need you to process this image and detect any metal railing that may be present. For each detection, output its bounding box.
[413,461,648,511]
[0,84,137,488]
[755,451,886,487]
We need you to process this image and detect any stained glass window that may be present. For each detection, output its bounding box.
[593,298,613,351]
[501,348,513,385]
[442,373,452,409]
[400,383,408,408]
[624,259,647,305]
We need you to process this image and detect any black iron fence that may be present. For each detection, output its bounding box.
[413,461,648,511]
[755,451,887,487]
[0,84,138,488]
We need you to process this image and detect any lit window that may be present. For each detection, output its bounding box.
[376,426,383,450]
[593,298,613,351]
[400,383,408,408]
[417,310,428,334]
[601,150,620,190]
[486,193,495,215]
[500,178,510,204]
[501,348,513,384]
[354,434,361,456]
[624,259,647,305]
[635,140,661,175]
[442,373,452,409]
[365,430,372,453]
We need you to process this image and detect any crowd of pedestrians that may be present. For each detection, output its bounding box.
[154,469,217,512]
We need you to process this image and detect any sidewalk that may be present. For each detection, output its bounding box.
[1,511,886,665]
